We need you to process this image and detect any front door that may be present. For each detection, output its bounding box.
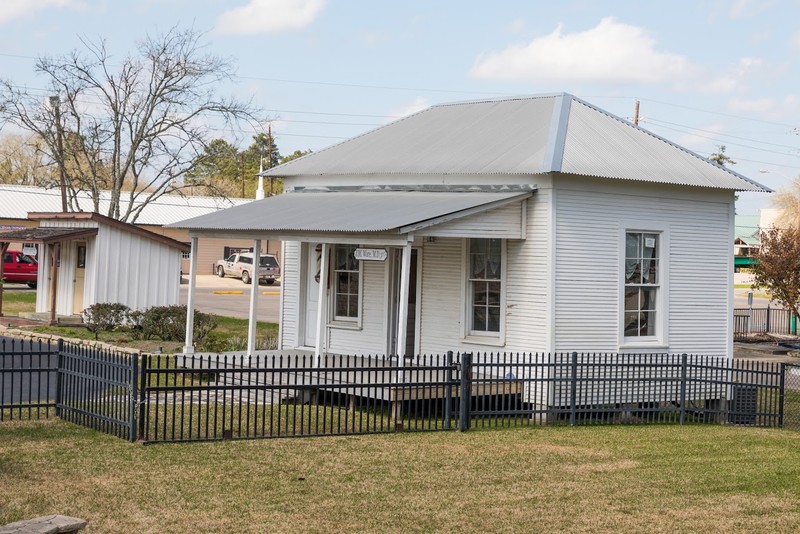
[72,242,86,314]
[388,248,419,357]
[303,243,322,347]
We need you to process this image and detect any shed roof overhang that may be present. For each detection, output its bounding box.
[169,186,536,244]
[0,226,99,245]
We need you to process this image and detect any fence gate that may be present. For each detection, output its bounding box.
[785,363,800,430]
[57,343,139,441]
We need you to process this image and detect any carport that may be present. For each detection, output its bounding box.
[0,226,98,323]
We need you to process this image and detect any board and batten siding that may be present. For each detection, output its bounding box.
[92,224,181,310]
[279,240,301,350]
[553,177,734,357]
[35,218,182,313]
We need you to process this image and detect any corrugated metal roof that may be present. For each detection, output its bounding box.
[169,189,533,233]
[0,185,252,225]
[263,93,768,193]
[560,99,768,191]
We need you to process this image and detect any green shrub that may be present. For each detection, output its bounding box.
[82,303,131,339]
[140,305,217,343]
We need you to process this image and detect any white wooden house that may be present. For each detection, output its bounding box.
[0,212,188,322]
[172,93,768,361]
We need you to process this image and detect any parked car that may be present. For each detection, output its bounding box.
[215,252,280,285]
[2,250,38,288]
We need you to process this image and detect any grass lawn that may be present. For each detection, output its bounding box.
[22,316,278,354]
[1,422,799,533]
[0,289,35,316]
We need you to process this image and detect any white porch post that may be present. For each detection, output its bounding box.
[314,243,328,366]
[395,234,414,386]
[247,239,261,355]
[183,236,199,354]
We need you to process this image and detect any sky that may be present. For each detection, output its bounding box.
[1,0,799,216]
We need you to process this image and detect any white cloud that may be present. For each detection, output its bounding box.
[387,97,429,121]
[0,0,84,24]
[469,17,690,85]
[791,31,800,51]
[506,18,526,34]
[699,57,764,93]
[215,0,327,35]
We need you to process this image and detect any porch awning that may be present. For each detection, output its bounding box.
[0,227,98,244]
[169,187,535,237]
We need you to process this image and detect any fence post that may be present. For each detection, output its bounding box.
[129,354,139,442]
[459,352,472,432]
[680,353,688,425]
[766,304,771,334]
[570,352,578,426]
[445,351,453,429]
[137,354,148,442]
[54,339,64,417]
[779,362,786,428]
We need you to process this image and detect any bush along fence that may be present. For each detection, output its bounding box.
[2,338,800,443]
[734,306,795,339]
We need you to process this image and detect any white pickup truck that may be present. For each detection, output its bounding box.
[215,252,280,285]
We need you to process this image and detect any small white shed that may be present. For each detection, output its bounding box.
[0,212,188,322]
[172,93,768,360]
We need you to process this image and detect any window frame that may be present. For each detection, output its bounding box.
[463,238,506,344]
[331,244,363,324]
[619,225,668,348]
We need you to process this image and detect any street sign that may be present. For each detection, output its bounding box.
[354,248,387,261]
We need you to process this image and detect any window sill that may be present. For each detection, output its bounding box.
[327,320,362,331]
[619,341,669,352]
[463,334,505,347]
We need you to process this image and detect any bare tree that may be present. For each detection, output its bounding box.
[752,226,800,321]
[0,134,56,186]
[0,27,262,222]
[770,175,800,230]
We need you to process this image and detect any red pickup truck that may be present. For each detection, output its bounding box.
[2,250,39,288]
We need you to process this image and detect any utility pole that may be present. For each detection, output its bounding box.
[50,96,68,212]
[267,125,274,197]
[633,99,640,127]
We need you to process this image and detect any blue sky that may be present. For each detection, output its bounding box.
[1,0,799,215]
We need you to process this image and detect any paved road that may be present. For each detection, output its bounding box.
[1,335,57,404]
[179,275,281,323]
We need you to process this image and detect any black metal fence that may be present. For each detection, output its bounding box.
[734,306,794,339]
[2,339,799,442]
[1,338,138,440]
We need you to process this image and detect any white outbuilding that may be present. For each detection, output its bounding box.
[0,212,188,323]
[172,93,768,360]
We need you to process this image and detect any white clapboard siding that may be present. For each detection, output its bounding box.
[553,177,733,358]
[504,187,550,353]
[328,260,388,355]
[417,202,524,239]
[280,241,301,349]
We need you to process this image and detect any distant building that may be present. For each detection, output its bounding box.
[0,185,281,274]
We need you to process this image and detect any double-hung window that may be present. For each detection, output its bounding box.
[623,232,659,338]
[333,244,360,321]
[467,238,503,336]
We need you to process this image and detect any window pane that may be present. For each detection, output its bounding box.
[470,253,486,278]
[487,281,501,306]
[640,311,656,336]
[335,296,348,317]
[348,296,358,317]
[487,307,500,332]
[623,312,639,337]
[473,283,487,305]
[641,288,657,312]
[472,307,487,331]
